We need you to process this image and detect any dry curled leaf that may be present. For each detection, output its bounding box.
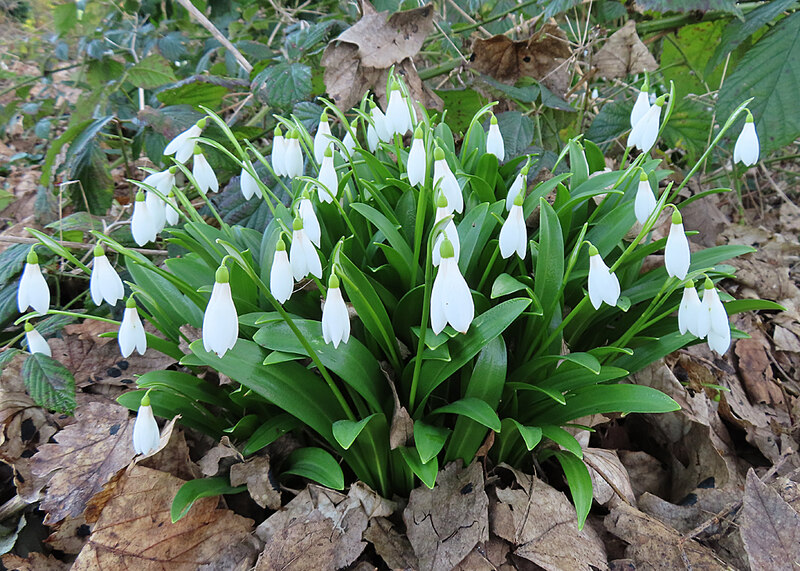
[403,461,489,571]
[198,436,242,477]
[470,23,571,96]
[229,455,281,510]
[594,20,658,79]
[31,401,136,524]
[363,517,418,570]
[583,448,636,507]
[2,552,70,571]
[735,335,783,406]
[71,465,254,570]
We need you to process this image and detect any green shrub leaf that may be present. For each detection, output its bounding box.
[22,354,76,414]
[171,477,246,522]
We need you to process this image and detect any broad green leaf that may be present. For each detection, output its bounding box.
[661,99,711,163]
[351,203,417,284]
[535,198,564,324]
[117,389,226,436]
[22,354,76,414]
[252,63,312,109]
[635,0,738,13]
[398,446,438,489]
[586,101,629,149]
[525,352,601,375]
[333,414,381,450]
[491,273,527,298]
[568,140,589,189]
[495,111,535,158]
[414,421,450,464]
[540,425,583,458]
[551,450,593,530]
[479,75,540,103]
[64,116,114,214]
[724,299,785,314]
[157,82,229,108]
[432,397,502,432]
[53,3,77,35]
[171,477,245,522]
[718,12,800,154]
[283,447,345,490]
[435,88,488,135]
[662,21,726,101]
[243,414,302,456]
[135,371,232,408]
[128,54,177,88]
[509,420,542,450]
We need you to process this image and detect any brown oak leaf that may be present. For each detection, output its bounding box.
[594,20,658,79]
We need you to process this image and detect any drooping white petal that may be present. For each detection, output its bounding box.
[298,199,321,247]
[284,138,304,179]
[193,152,219,194]
[90,255,124,306]
[433,158,463,214]
[486,122,505,161]
[240,163,260,200]
[385,89,411,137]
[18,263,49,314]
[506,171,525,211]
[665,222,690,280]
[628,102,662,153]
[142,169,175,196]
[317,155,338,203]
[588,253,620,309]
[132,404,160,455]
[429,264,449,335]
[25,327,51,356]
[119,306,147,357]
[322,286,351,348]
[165,194,180,226]
[131,198,156,246]
[499,204,526,259]
[440,257,474,334]
[314,120,332,164]
[634,179,657,224]
[290,229,322,280]
[367,124,379,152]
[407,137,426,186]
[202,281,238,357]
[145,191,166,234]
[270,249,293,303]
[733,121,759,167]
[164,124,202,164]
[432,218,460,267]
[678,285,702,336]
[342,130,356,158]
[705,286,730,354]
[630,91,650,129]
[272,134,286,176]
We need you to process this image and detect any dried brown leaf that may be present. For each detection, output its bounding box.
[45,514,93,554]
[229,455,281,510]
[363,517,418,570]
[139,426,201,481]
[583,448,636,507]
[735,335,783,405]
[453,539,512,570]
[31,401,136,523]
[198,436,242,477]
[617,450,668,500]
[256,512,336,571]
[71,465,254,570]
[2,552,70,571]
[403,461,489,571]
[594,20,658,79]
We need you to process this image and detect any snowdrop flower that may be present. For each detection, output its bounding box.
[192,146,219,194]
[317,146,338,203]
[18,249,49,315]
[499,192,527,259]
[202,265,238,358]
[664,208,690,280]
[630,77,650,129]
[367,100,390,151]
[733,111,759,167]
[506,164,529,211]
[433,147,463,214]
[432,194,460,267]
[322,274,350,348]
[430,237,474,335]
[142,167,176,197]
[678,280,703,337]
[385,82,412,137]
[90,245,124,306]
[298,197,321,247]
[119,297,147,357]
[700,278,730,354]
[284,131,304,179]
[164,118,205,164]
[270,238,293,304]
[407,126,426,187]
[342,128,357,158]
[486,115,505,161]
[634,171,657,225]
[131,191,156,246]
[271,126,287,177]
[24,322,51,356]
[314,111,332,164]
[165,191,180,226]
[240,161,260,200]
[133,393,160,456]
[587,244,620,309]
[145,190,166,234]
[628,94,666,153]
[289,218,322,280]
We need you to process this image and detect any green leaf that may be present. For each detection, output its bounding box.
[333,414,380,450]
[662,21,726,101]
[135,371,232,408]
[252,63,312,109]
[509,420,542,450]
[478,75,540,103]
[398,446,438,489]
[491,273,528,298]
[22,354,76,414]
[661,99,711,163]
[586,101,629,149]
[127,54,177,88]
[64,116,114,214]
[282,447,345,490]
[171,477,245,522]
[414,421,451,464]
[551,450,593,530]
[495,111,534,158]
[540,425,583,458]
[434,88,488,135]
[718,12,800,154]
[53,3,78,35]
[635,0,738,13]
[351,203,417,284]
[724,299,785,314]
[117,389,225,437]
[535,198,564,324]
[243,414,302,456]
[431,397,502,432]
[157,82,229,108]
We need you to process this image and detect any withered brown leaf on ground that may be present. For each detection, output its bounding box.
[740,468,800,568]
[735,334,784,406]
[363,517,418,570]
[594,20,658,79]
[229,455,281,510]
[470,23,572,96]
[2,552,70,571]
[139,426,201,481]
[198,435,242,477]
[583,448,636,507]
[453,538,512,570]
[71,465,254,570]
[31,401,136,524]
[617,450,669,500]
[403,461,489,571]
[491,464,606,571]
[45,514,93,554]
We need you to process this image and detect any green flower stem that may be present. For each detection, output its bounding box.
[296,175,362,245]
[537,296,591,356]
[611,277,677,351]
[408,232,438,412]
[26,228,91,274]
[476,246,500,292]
[134,176,192,226]
[410,181,430,288]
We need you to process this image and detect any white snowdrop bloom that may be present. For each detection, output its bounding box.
[240,161,260,200]
[270,239,293,304]
[284,131,305,179]
[24,322,51,356]
[733,114,759,167]
[432,147,463,214]
[145,190,166,235]
[506,166,528,211]
[367,123,380,153]
[192,147,219,194]
[142,167,176,196]
[164,119,204,164]
[131,191,156,246]
[133,394,160,456]
[298,197,321,247]
[370,101,391,144]
[342,128,357,158]
[119,298,147,357]
[430,237,474,335]
[271,127,287,176]
[317,147,338,203]
[289,218,322,280]
[314,112,332,164]
[678,281,703,337]
[664,209,690,280]
[701,280,730,354]
[407,126,427,187]
[634,171,657,224]
[486,115,505,161]
[385,84,412,137]
[499,194,527,259]
[165,192,180,226]
[587,245,621,310]
[90,246,124,306]
[628,95,665,153]
[202,266,238,358]
[17,250,49,315]
[630,90,650,129]
[322,275,350,348]
[432,194,460,267]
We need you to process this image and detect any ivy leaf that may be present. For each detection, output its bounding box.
[22,353,76,414]
[127,54,177,89]
[251,62,311,109]
[586,100,630,149]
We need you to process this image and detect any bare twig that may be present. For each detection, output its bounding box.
[444,0,491,38]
